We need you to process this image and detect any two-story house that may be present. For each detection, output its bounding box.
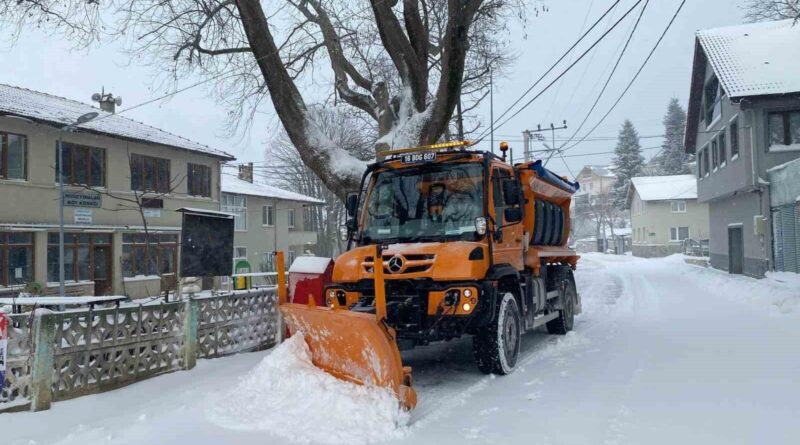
[626,175,710,258]
[571,164,618,243]
[220,164,322,275]
[0,84,234,298]
[684,19,800,277]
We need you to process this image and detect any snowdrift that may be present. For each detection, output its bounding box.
[207,333,409,444]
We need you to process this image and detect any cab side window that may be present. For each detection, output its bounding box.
[491,168,510,224]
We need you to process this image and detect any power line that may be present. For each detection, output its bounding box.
[473,0,626,142]
[558,0,650,150]
[475,0,646,145]
[559,0,688,154]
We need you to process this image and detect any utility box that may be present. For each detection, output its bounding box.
[288,257,334,306]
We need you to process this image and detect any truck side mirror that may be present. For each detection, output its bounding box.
[345,192,359,217]
[502,179,521,206]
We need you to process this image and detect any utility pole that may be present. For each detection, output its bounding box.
[489,69,494,154]
[523,121,568,164]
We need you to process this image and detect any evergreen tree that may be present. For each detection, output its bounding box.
[612,120,645,209]
[658,98,691,175]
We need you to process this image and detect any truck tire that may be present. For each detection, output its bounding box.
[473,292,522,375]
[546,272,576,335]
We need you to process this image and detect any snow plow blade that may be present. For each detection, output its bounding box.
[276,249,417,410]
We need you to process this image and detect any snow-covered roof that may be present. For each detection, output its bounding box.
[697,19,800,98]
[0,84,234,160]
[630,175,698,201]
[221,166,325,204]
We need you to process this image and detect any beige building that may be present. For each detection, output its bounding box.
[0,84,233,298]
[221,164,322,276]
[626,175,710,258]
[574,165,616,197]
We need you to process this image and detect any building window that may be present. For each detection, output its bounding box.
[767,110,800,150]
[711,140,718,170]
[234,246,247,260]
[288,250,296,267]
[717,132,726,167]
[288,208,296,229]
[260,252,276,272]
[55,142,106,187]
[222,193,247,231]
[187,163,212,197]
[703,147,710,177]
[704,76,722,126]
[47,233,112,282]
[121,233,178,277]
[1,132,27,180]
[670,227,689,242]
[262,205,274,226]
[130,154,171,193]
[729,118,739,159]
[0,232,33,286]
[671,200,687,213]
[697,148,704,178]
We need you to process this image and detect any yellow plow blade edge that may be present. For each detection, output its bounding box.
[280,304,417,410]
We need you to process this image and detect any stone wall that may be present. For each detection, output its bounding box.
[631,244,684,258]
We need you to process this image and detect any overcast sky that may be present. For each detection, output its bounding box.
[2,0,745,178]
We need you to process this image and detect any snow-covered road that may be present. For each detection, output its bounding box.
[3,254,799,445]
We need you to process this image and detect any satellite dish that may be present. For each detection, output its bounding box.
[114,96,123,106]
[91,93,102,102]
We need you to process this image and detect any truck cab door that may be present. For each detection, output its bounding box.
[491,166,525,270]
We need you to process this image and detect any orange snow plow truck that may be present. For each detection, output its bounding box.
[277,140,581,410]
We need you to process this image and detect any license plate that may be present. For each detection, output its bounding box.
[401,152,436,163]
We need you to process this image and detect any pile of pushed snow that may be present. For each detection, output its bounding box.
[207,333,409,444]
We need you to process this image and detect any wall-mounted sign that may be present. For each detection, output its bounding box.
[74,208,93,225]
[64,191,102,208]
[143,208,162,218]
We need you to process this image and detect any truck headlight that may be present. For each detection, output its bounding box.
[475,217,487,235]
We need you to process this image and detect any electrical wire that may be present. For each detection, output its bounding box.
[473,0,626,142]
[559,0,688,154]
[474,0,646,145]
[557,0,650,151]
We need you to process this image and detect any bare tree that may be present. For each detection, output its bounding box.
[261,105,374,257]
[743,0,800,22]
[1,0,530,198]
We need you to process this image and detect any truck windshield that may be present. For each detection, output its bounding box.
[361,162,484,243]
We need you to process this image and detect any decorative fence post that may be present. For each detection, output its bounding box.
[30,311,56,412]
[182,298,198,370]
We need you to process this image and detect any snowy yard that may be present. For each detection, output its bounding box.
[2,254,798,445]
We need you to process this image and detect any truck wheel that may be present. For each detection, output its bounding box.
[546,274,576,335]
[473,292,522,375]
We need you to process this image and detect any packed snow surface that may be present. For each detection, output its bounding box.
[207,333,408,444]
[2,254,799,444]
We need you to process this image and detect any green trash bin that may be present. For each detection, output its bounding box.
[233,259,252,290]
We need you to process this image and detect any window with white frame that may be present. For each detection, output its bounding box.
[233,246,247,260]
[221,193,247,231]
[704,75,723,126]
[717,132,726,167]
[288,208,296,229]
[670,226,689,242]
[671,200,687,213]
[262,205,274,226]
[288,249,296,267]
[767,109,800,150]
[729,118,739,159]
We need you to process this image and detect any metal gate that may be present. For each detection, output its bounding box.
[772,203,799,273]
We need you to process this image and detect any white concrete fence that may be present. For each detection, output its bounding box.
[0,289,279,413]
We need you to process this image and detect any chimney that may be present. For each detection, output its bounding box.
[91,88,122,114]
[238,162,254,183]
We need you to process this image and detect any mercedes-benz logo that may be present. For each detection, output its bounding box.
[387,255,405,274]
